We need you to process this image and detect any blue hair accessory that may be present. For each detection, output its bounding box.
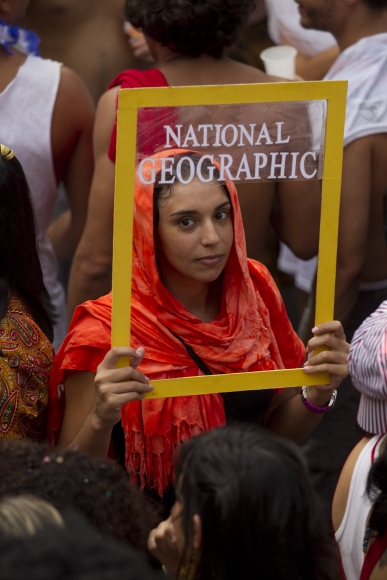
[0,21,40,56]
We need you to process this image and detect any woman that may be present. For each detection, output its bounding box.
[148,425,340,580]
[0,496,63,538]
[49,151,348,497]
[0,440,159,553]
[333,301,387,580]
[0,145,54,441]
[68,0,321,312]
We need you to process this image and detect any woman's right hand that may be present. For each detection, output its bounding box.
[148,517,181,576]
[93,347,153,429]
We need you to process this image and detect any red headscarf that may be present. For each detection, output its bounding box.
[49,150,304,495]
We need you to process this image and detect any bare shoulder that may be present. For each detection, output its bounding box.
[227,59,281,84]
[96,86,120,119]
[52,66,94,135]
[51,66,94,178]
[93,87,120,155]
[56,66,94,110]
[332,437,372,532]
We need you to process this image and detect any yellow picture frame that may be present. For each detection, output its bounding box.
[113,81,347,399]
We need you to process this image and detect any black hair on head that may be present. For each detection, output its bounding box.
[175,425,339,580]
[124,0,256,58]
[0,440,161,555]
[153,152,230,228]
[0,154,54,342]
[0,511,160,580]
[367,444,387,537]
[362,0,387,8]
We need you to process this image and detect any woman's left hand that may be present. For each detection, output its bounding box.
[303,321,349,394]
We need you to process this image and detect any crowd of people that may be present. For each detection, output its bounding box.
[0,0,386,578]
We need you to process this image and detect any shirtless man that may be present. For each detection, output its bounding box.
[0,0,94,349]
[295,0,387,508]
[21,0,142,103]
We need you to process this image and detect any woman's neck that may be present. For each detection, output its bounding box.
[161,274,222,323]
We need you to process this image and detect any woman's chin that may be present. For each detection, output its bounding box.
[190,269,224,284]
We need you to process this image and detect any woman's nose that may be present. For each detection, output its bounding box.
[201,220,220,245]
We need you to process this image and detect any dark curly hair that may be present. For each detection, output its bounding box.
[124,0,256,58]
[0,441,161,555]
[0,512,161,580]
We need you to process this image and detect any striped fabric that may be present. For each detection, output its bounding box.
[347,301,387,434]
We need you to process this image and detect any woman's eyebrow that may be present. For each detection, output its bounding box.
[169,201,231,218]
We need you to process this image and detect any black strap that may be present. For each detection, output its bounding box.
[170,332,214,376]
[170,330,273,424]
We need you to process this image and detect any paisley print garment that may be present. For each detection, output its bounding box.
[0,294,54,441]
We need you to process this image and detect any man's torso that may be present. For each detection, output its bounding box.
[21,0,142,102]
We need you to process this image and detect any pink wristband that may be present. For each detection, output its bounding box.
[300,386,337,414]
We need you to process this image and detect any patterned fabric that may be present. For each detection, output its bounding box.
[49,150,305,495]
[0,294,54,441]
[348,300,387,433]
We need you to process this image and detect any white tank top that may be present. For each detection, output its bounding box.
[277,33,387,295]
[335,434,387,580]
[0,54,67,350]
[325,33,387,147]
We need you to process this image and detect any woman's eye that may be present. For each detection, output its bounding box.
[215,211,228,220]
[180,218,194,227]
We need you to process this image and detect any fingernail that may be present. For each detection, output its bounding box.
[148,385,154,391]
[312,327,319,333]
[144,375,150,382]
[303,366,311,372]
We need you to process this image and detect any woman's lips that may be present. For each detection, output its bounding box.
[196,255,224,267]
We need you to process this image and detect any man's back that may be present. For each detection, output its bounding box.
[21,0,142,102]
[325,32,387,321]
[296,0,387,512]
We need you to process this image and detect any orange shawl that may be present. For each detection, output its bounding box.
[49,151,305,494]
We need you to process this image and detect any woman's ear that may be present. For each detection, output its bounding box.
[192,514,202,549]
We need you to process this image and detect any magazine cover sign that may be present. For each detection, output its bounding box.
[135,101,327,185]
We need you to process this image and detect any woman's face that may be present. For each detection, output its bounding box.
[155,179,233,286]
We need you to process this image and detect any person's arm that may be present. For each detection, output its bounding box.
[237,182,275,260]
[67,87,119,316]
[57,347,153,455]
[279,31,339,81]
[295,46,339,81]
[274,179,321,260]
[263,321,349,443]
[47,67,95,260]
[334,137,372,325]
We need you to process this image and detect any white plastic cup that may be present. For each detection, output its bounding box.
[260,46,298,80]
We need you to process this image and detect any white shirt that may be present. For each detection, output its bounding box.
[0,55,67,350]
